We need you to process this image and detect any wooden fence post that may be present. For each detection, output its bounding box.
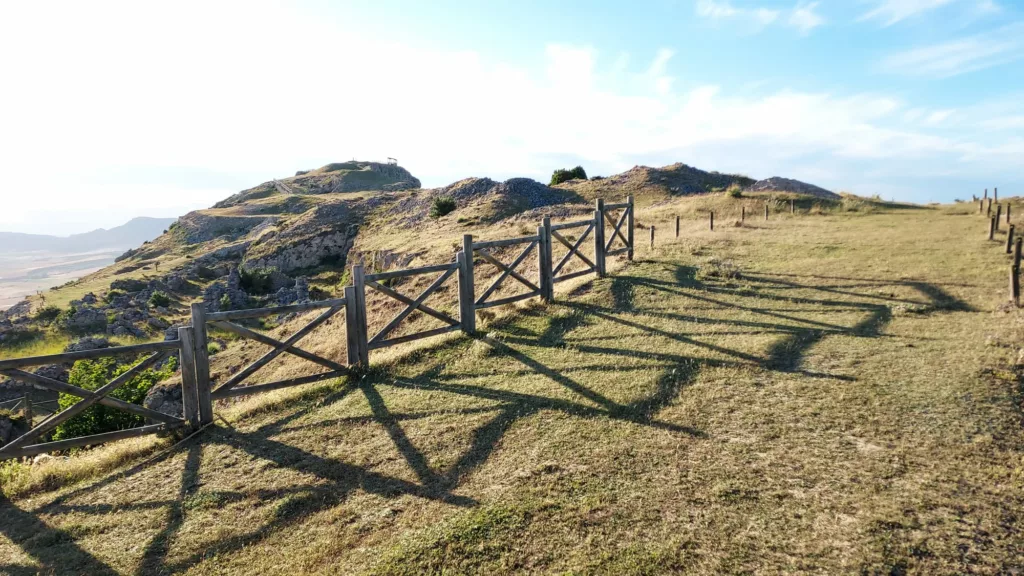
[539,219,553,302]
[988,198,992,216]
[790,199,795,214]
[741,206,745,222]
[650,225,655,249]
[189,303,213,425]
[996,205,1002,230]
[765,203,769,221]
[1015,238,1023,269]
[349,264,370,365]
[995,187,998,202]
[989,216,996,240]
[594,199,606,277]
[460,235,477,333]
[984,188,988,200]
[1007,204,1012,224]
[1011,266,1020,307]
[979,199,984,214]
[1007,225,1016,254]
[675,215,680,238]
[178,326,201,430]
[626,195,635,261]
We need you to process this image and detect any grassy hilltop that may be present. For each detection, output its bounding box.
[2,183,1024,574]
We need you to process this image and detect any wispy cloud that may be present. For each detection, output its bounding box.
[788,2,825,34]
[696,0,825,34]
[695,0,780,28]
[859,0,956,26]
[881,22,1024,77]
[859,0,1000,26]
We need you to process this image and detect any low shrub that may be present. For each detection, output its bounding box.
[52,355,177,442]
[727,185,743,198]
[104,289,126,303]
[33,305,62,323]
[430,196,457,219]
[239,267,276,295]
[148,291,171,308]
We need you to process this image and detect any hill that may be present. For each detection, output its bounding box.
[553,162,755,203]
[0,217,176,254]
[748,176,839,199]
[2,195,1023,574]
[0,161,844,353]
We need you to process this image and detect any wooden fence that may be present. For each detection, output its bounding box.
[0,197,635,459]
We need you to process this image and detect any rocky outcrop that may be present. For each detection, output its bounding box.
[143,381,184,420]
[0,413,28,446]
[174,212,276,244]
[747,177,839,199]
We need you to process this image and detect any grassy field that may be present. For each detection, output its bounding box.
[2,199,1024,574]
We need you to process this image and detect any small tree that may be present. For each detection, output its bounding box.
[549,166,587,186]
[430,196,457,218]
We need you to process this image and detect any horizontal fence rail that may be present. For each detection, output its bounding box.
[0,196,635,458]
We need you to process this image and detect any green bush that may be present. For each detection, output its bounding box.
[727,185,743,198]
[207,342,221,356]
[104,289,127,302]
[33,306,62,323]
[219,293,232,311]
[430,196,457,219]
[52,355,177,442]
[239,267,276,295]
[148,291,171,308]
[549,166,587,186]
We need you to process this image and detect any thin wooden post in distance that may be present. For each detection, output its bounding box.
[989,217,997,240]
[710,211,714,231]
[675,215,680,238]
[650,225,655,249]
[1007,225,1016,254]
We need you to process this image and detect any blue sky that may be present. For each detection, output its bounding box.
[1,0,1022,234]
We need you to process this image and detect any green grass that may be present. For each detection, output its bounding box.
[2,202,1023,574]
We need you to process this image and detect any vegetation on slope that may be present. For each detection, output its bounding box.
[3,197,1024,574]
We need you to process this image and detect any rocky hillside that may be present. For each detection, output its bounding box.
[0,160,839,379]
[553,163,755,202]
[748,176,839,199]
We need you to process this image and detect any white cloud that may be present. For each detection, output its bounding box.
[859,0,1002,26]
[697,0,824,34]
[696,0,780,29]
[0,1,1019,233]
[859,0,956,26]
[881,22,1024,77]
[924,109,955,124]
[788,2,825,34]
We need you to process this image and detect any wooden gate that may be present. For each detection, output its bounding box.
[191,298,350,404]
[544,215,600,285]
[0,339,189,460]
[349,260,463,365]
[601,196,634,260]
[466,233,543,313]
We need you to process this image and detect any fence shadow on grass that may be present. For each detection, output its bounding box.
[0,259,973,575]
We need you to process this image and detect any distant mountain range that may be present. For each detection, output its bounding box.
[0,217,177,254]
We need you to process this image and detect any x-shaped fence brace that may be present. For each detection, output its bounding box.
[604,205,631,254]
[474,239,541,309]
[0,350,185,458]
[550,221,597,282]
[366,265,461,351]
[209,304,347,399]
